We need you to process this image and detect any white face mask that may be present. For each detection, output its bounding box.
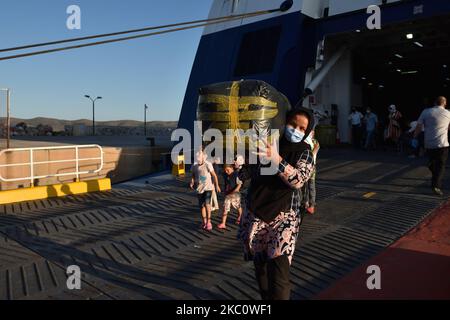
[285,125,306,143]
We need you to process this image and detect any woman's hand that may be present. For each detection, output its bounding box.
[313,141,320,154]
[254,137,282,167]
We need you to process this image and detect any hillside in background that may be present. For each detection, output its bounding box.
[0,117,178,131]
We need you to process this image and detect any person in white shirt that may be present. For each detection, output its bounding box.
[348,107,364,149]
[414,96,450,196]
[190,150,221,230]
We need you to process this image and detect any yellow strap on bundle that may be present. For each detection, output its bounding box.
[197,81,280,148]
[197,110,278,121]
[229,81,240,133]
[198,96,278,112]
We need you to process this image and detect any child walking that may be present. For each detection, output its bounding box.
[190,150,221,231]
[218,164,243,230]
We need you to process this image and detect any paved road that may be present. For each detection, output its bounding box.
[0,149,446,300]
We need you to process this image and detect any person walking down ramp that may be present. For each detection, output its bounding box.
[364,108,378,150]
[414,96,450,196]
[348,107,364,149]
[190,150,221,231]
[217,164,243,230]
[238,107,315,300]
[386,104,403,148]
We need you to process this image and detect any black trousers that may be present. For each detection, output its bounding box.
[254,256,291,300]
[352,125,362,149]
[427,147,449,189]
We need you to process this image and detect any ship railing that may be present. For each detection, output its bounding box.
[0,144,104,186]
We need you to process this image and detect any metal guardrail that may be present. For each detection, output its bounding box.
[0,145,104,186]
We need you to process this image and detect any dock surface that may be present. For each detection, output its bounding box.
[0,148,447,300]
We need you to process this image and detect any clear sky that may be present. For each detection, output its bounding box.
[0,0,213,122]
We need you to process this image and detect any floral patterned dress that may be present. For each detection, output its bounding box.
[238,149,314,265]
[386,110,403,142]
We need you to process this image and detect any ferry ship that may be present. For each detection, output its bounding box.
[179,0,450,143]
[1,0,449,301]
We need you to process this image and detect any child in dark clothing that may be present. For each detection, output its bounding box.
[217,164,243,229]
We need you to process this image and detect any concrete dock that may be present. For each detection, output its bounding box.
[0,148,448,300]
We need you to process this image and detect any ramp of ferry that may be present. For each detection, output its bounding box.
[0,148,448,300]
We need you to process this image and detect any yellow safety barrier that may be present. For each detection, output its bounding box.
[0,178,111,205]
[172,155,185,176]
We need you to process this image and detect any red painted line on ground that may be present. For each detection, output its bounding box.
[315,199,450,300]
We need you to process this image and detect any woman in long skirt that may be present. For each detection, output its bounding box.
[386,104,403,143]
[238,107,315,300]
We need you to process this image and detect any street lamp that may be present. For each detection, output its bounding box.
[144,104,149,136]
[84,95,102,136]
[1,88,11,149]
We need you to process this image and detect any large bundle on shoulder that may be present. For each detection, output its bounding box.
[197,80,291,156]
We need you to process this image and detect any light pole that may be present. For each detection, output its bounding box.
[144,104,149,136]
[1,88,11,149]
[84,95,102,136]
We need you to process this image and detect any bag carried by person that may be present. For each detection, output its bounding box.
[197,80,291,154]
